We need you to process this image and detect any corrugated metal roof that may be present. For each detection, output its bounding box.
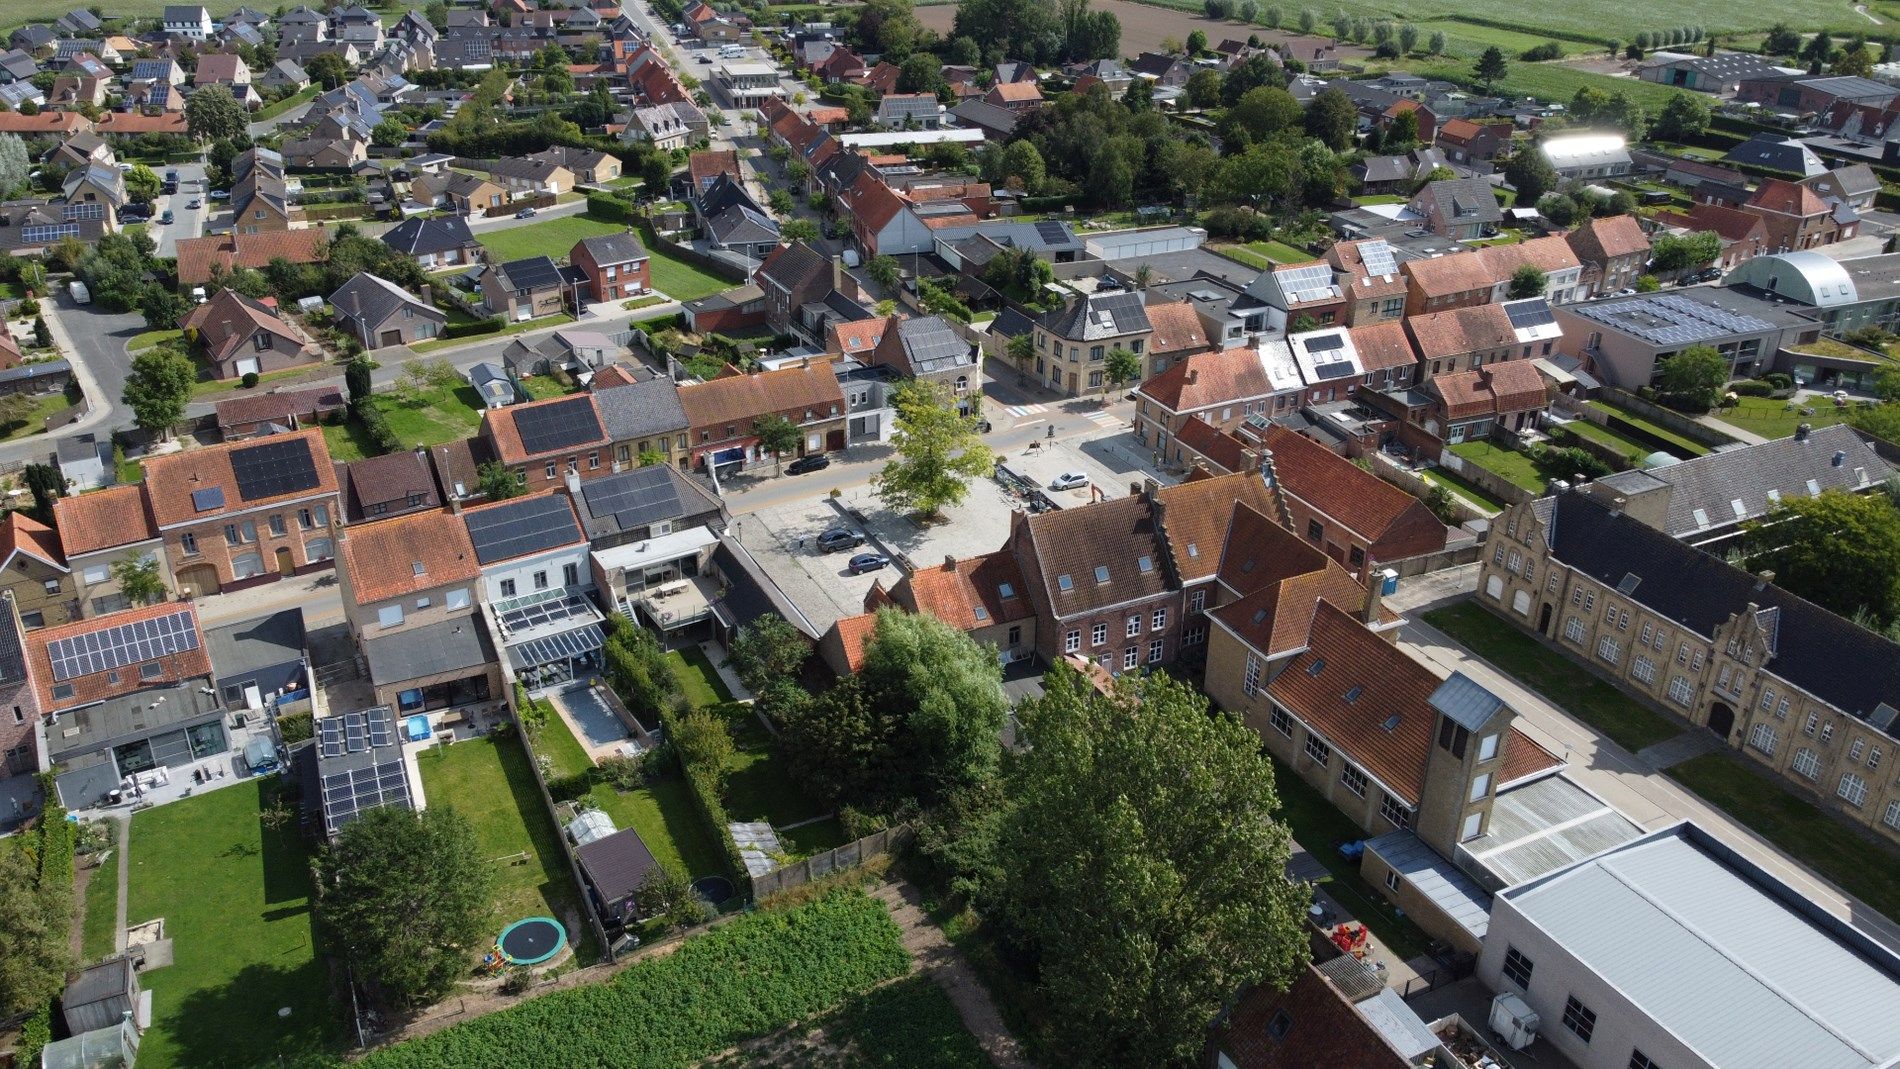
[1427,671,1504,731]
[1355,988,1440,1060]
[1365,829,1491,941]
[1501,826,1900,1069]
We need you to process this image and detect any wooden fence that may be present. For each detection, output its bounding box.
[749,824,914,901]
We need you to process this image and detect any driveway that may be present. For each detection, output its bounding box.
[0,299,144,468]
[146,161,208,259]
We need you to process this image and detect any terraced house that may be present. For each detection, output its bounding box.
[1479,490,1900,845]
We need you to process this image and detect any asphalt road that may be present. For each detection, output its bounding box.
[144,162,209,259]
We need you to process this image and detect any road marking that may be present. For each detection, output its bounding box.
[1003,403,1046,417]
[1083,410,1121,427]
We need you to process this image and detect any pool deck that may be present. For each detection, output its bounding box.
[545,679,648,763]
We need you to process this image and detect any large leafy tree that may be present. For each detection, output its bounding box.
[753,414,801,470]
[1221,85,1302,144]
[1652,92,1709,140]
[725,614,810,695]
[0,133,29,196]
[1740,490,1900,625]
[991,668,1308,1067]
[1301,87,1358,150]
[874,379,995,519]
[122,347,196,438]
[1650,231,1721,273]
[1654,344,1727,411]
[185,84,247,143]
[1507,265,1547,299]
[1504,146,1559,204]
[0,843,71,1017]
[318,807,490,1011]
[111,554,167,605]
[782,608,1007,811]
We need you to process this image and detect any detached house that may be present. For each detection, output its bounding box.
[330,272,446,349]
[194,52,257,107]
[161,5,212,40]
[180,291,318,380]
[1409,176,1502,240]
[378,215,480,271]
[570,231,650,305]
[488,156,573,199]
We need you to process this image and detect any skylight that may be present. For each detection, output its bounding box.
[1382,714,1402,732]
[973,605,989,621]
[1344,686,1363,703]
[1137,555,1153,573]
[1057,574,1074,592]
[1187,543,1199,558]
[1306,658,1326,676]
[998,582,1015,599]
[1094,565,1110,583]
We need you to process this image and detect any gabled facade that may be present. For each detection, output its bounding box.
[140,428,340,594]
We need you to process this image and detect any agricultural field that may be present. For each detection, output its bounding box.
[715,975,995,1069]
[353,890,911,1069]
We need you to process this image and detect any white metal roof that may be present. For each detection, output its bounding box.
[1500,825,1900,1069]
[590,525,720,574]
[1540,133,1629,168]
[1254,339,1308,393]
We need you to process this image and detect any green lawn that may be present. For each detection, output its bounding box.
[647,244,734,302]
[1215,245,1274,270]
[1717,395,1860,440]
[666,646,734,706]
[1449,439,1546,495]
[189,364,319,401]
[1586,400,1719,456]
[1419,465,1507,514]
[476,212,627,264]
[409,313,577,354]
[1267,754,1433,962]
[1422,602,1682,752]
[126,780,339,1069]
[256,84,319,121]
[321,384,489,461]
[518,373,576,401]
[79,822,123,963]
[1244,239,1314,264]
[0,391,72,440]
[585,774,733,881]
[415,734,590,949]
[1557,417,1654,465]
[529,695,596,782]
[126,328,182,353]
[1668,752,1900,922]
[1401,57,1694,111]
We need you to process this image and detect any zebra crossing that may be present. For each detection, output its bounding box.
[1002,403,1047,418]
[1082,410,1122,428]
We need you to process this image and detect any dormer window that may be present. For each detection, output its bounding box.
[412,561,426,576]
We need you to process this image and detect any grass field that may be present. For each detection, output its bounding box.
[126,780,339,1069]
[323,384,488,461]
[415,733,591,950]
[1423,602,1683,752]
[1717,395,1862,440]
[723,974,995,1069]
[1419,465,1508,514]
[1449,439,1546,494]
[256,85,320,121]
[1267,754,1433,961]
[1556,416,1655,465]
[189,364,316,401]
[584,773,734,881]
[1587,399,1721,456]
[79,822,122,963]
[477,213,628,264]
[1668,752,1900,924]
[0,392,71,440]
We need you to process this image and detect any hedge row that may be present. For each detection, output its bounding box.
[354,890,908,1069]
[355,401,402,455]
[442,317,505,340]
[17,807,76,1069]
[587,192,637,223]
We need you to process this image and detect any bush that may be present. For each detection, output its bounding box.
[241,371,259,388]
[1763,372,1794,390]
[19,296,38,317]
[355,402,402,455]
[1533,444,1613,482]
[442,316,504,340]
[277,711,314,744]
[587,192,636,223]
[1521,41,1563,60]
[595,753,647,791]
[1731,379,1775,397]
[546,773,593,804]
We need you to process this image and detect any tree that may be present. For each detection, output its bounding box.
[1186,29,1208,55]
[1239,0,1258,21]
[345,356,373,407]
[1475,46,1507,91]
[0,842,71,1018]
[1185,67,1224,110]
[1302,87,1357,150]
[477,460,524,501]
[633,866,708,930]
[1761,23,1801,56]
[781,218,820,244]
[867,254,901,291]
[31,317,49,348]
[1802,29,1834,72]
[874,380,994,518]
[1007,331,1034,373]
[753,413,801,471]
[122,347,194,438]
[671,706,735,781]
[1298,7,1315,32]
[1651,231,1721,273]
[1537,191,1581,227]
[897,53,943,94]
[306,50,350,89]
[21,463,63,524]
[318,807,489,1011]
[111,554,166,605]
[1653,92,1709,141]
[0,133,27,196]
[1508,265,1547,299]
[1399,22,1418,53]
[371,117,407,147]
[1385,106,1419,147]
[1104,347,1141,389]
[1504,147,1558,203]
[1428,29,1447,54]
[185,84,246,142]
[1740,490,1900,624]
[997,138,1046,193]
[1654,344,1728,411]
[990,668,1308,1067]
[726,614,810,696]
[139,284,189,332]
[1224,85,1302,142]
[124,163,160,205]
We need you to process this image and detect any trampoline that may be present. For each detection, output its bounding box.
[692,876,734,907]
[497,917,566,966]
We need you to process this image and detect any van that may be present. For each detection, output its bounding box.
[68,280,89,305]
[719,44,746,57]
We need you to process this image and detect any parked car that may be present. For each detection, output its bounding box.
[158,209,173,224]
[1049,471,1090,491]
[208,190,230,200]
[786,454,831,475]
[515,206,537,219]
[847,552,889,575]
[68,280,89,304]
[816,527,864,553]
[186,198,201,209]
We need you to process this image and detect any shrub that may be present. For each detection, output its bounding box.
[587,192,636,223]
[19,296,38,317]
[442,317,504,340]
[277,711,314,744]
[1521,41,1563,60]
[1763,372,1794,390]
[595,753,647,791]
[355,402,402,454]
[1731,379,1775,397]
[241,371,259,388]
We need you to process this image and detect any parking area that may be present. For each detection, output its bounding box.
[734,428,1181,632]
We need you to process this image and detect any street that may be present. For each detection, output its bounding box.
[146,161,209,259]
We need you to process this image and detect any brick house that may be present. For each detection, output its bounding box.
[1134,346,1274,462]
[1479,489,1900,847]
[1566,214,1651,299]
[139,427,341,595]
[1402,249,1503,316]
[1033,290,1153,397]
[1327,238,1409,325]
[50,484,172,619]
[0,594,41,783]
[1423,360,1550,443]
[569,231,650,305]
[676,363,847,473]
[179,290,318,380]
[1744,177,1857,253]
[865,551,1037,665]
[482,393,618,493]
[1004,489,1183,672]
[0,513,76,629]
[1255,424,1449,571]
[330,272,446,349]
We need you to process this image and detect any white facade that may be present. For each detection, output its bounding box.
[478,543,593,605]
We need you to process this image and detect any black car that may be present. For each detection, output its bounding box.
[847,552,890,575]
[786,454,831,475]
[815,527,864,553]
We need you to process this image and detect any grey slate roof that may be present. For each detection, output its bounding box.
[205,608,307,685]
[1534,490,1900,737]
[888,315,971,376]
[332,272,438,330]
[1724,133,1826,177]
[1427,671,1505,731]
[1416,176,1502,227]
[0,49,39,79]
[575,231,648,266]
[1039,290,1150,341]
[364,614,493,686]
[576,462,721,540]
[594,377,688,442]
[1495,823,1900,1069]
[576,827,660,908]
[379,215,475,257]
[1595,423,1893,538]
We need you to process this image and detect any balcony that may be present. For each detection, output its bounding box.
[628,575,720,631]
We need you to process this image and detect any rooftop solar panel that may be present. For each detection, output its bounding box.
[1033,220,1070,245]
[1504,300,1556,330]
[229,437,320,501]
[45,609,199,683]
[511,396,603,456]
[1313,361,1358,381]
[463,493,584,565]
[1358,239,1398,277]
[1304,333,1346,353]
[191,487,225,512]
[582,467,685,530]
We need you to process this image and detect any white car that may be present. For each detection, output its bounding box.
[1049,472,1090,491]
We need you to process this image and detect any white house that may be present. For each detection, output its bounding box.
[162,5,213,39]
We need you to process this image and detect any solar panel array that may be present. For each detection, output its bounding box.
[464,493,583,564]
[1505,300,1556,331]
[318,709,411,835]
[1304,333,1346,353]
[1358,239,1398,278]
[901,319,973,375]
[500,255,564,291]
[1276,262,1342,304]
[1033,220,1070,246]
[500,593,594,634]
[512,396,603,456]
[46,610,198,682]
[1313,360,1358,381]
[1578,293,1775,346]
[229,437,320,501]
[584,467,685,530]
[191,486,225,513]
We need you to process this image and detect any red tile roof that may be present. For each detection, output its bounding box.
[826,611,877,673]
[96,112,188,135]
[180,289,308,364]
[1258,425,1447,558]
[174,229,327,286]
[1154,471,1279,584]
[0,112,91,134]
[339,508,479,605]
[53,485,157,557]
[1403,249,1500,298]
[677,363,844,430]
[1433,359,1548,420]
[1567,213,1650,263]
[1,512,64,569]
[1171,415,1250,473]
[1347,320,1416,372]
[1143,299,1211,356]
[988,80,1042,103]
[214,385,346,431]
[1212,963,1414,1069]
[827,314,890,358]
[483,393,610,464]
[1267,600,1440,804]
[1406,302,1514,358]
[687,148,739,188]
[28,601,212,711]
[141,428,338,529]
[886,551,1034,630]
[1136,346,1270,414]
[1748,176,1828,217]
[1501,728,1564,784]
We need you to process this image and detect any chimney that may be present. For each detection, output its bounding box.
[564,465,581,497]
[420,283,432,305]
[1187,367,1199,385]
[943,554,957,571]
[1364,565,1395,624]
[1755,571,1775,592]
